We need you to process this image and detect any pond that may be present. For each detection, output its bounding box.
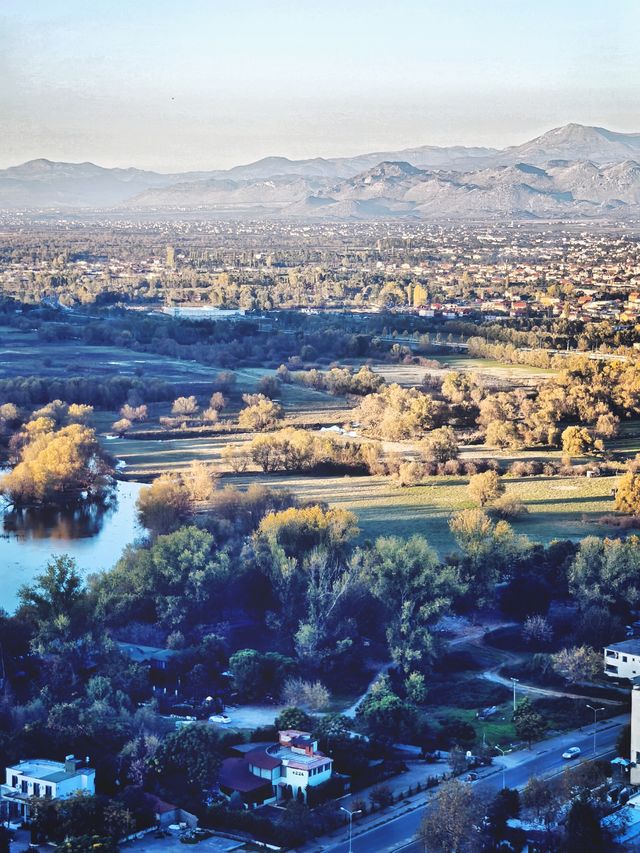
[0,479,145,613]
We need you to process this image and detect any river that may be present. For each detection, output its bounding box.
[0,479,145,613]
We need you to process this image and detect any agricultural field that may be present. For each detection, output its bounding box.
[368,356,556,390]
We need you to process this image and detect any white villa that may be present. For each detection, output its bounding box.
[220,730,333,807]
[1,755,95,820]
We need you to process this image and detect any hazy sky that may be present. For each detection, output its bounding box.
[1,0,639,171]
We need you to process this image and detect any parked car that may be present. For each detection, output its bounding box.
[209,713,231,724]
[562,746,581,760]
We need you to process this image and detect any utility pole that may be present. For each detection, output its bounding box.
[495,746,507,790]
[586,705,605,755]
[511,677,520,712]
[340,806,362,853]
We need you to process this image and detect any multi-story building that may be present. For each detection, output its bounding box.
[604,640,640,680]
[1,755,95,821]
[219,729,333,807]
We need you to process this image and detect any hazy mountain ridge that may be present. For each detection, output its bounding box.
[4,124,640,217]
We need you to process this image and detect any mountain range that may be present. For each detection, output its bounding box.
[4,124,640,218]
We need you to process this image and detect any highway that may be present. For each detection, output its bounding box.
[323,717,626,853]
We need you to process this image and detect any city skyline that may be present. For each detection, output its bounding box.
[1,0,639,171]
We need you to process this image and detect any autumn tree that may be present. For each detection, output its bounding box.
[136,474,193,533]
[615,470,640,515]
[172,395,199,417]
[421,426,459,463]
[551,645,601,684]
[238,393,284,431]
[1,423,113,505]
[418,779,486,853]
[468,470,505,506]
[561,426,596,458]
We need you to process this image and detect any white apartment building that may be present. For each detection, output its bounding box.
[604,640,640,680]
[1,755,95,820]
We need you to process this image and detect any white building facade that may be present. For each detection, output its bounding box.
[1,756,95,820]
[604,640,640,680]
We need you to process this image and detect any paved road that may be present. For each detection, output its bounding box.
[322,717,626,853]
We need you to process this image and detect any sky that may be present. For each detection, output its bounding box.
[1,0,639,172]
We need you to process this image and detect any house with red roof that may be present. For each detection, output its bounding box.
[219,730,333,807]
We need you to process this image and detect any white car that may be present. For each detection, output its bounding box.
[209,714,231,724]
[562,746,581,760]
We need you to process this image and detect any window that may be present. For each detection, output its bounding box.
[33,783,40,797]
[11,775,17,788]
[45,786,52,798]
[623,656,628,662]
[21,780,27,794]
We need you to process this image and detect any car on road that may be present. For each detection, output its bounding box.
[562,746,581,759]
[209,713,231,724]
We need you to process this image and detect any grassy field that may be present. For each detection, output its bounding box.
[209,470,622,554]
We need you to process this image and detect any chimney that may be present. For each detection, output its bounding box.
[64,755,78,774]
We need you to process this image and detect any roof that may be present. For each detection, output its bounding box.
[605,640,640,655]
[6,759,95,784]
[246,748,281,771]
[219,758,273,794]
[116,642,178,664]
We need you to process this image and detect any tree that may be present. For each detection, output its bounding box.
[449,509,530,607]
[485,788,520,849]
[368,535,461,673]
[171,395,199,417]
[615,470,640,515]
[522,775,558,826]
[355,384,441,440]
[136,474,193,533]
[468,470,504,507]
[238,393,284,431]
[355,676,418,740]
[490,494,528,519]
[208,391,227,411]
[485,419,522,450]
[568,535,640,614]
[522,615,553,645]
[151,723,222,805]
[282,678,331,711]
[550,645,601,684]
[228,649,296,701]
[17,555,87,644]
[275,707,313,731]
[513,699,546,747]
[221,443,250,472]
[421,427,459,464]
[1,423,113,505]
[561,426,595,458]
[184,461,218,501]
[564,798,607,853]
[112,417,132,436]
[418,779,486,853]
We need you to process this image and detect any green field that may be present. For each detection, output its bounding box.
[210,470,622,554]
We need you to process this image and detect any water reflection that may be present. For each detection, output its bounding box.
[2,489,118,541]
[0,480,144,612]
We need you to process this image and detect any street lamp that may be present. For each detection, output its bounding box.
[495,746,507,790]
[340,806,362,853]
[586,705,605,755]
[510,678,520,712]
